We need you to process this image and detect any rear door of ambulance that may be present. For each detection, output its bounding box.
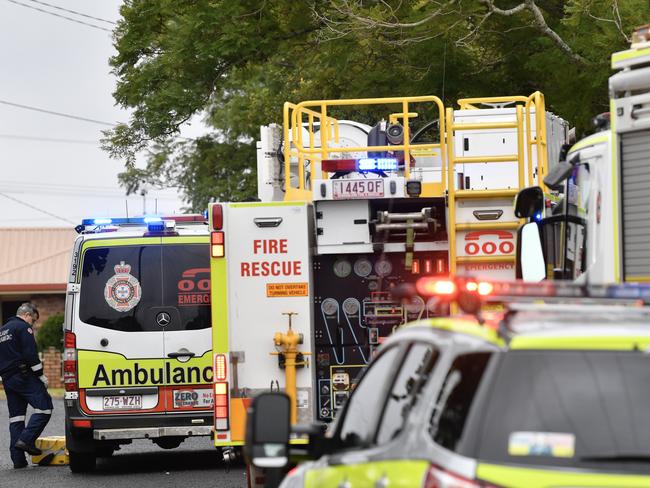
[210,202,314,446]
[160,235,213,419]
[75,235,212,422]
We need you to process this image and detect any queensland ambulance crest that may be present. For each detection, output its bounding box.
[105,261,141,312]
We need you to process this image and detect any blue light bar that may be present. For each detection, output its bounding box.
[82,217,150,226]
[92,218,113,225]
[357,157,399,172]
[144,216,163,224]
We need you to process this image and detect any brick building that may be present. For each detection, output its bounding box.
[0,228,77,387]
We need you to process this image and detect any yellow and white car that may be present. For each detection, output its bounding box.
[247,280,650,488]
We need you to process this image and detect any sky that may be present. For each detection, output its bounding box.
[0,0,201,228]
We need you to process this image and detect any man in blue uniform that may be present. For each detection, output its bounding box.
[0,303,53,469]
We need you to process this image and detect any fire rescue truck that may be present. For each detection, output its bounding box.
[208,93,569,450]
[516,25,650,284]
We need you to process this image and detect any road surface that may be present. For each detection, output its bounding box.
[0,399,247,488]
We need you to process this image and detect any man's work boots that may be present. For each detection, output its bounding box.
[13,461,28,469]
[14,439,42,456]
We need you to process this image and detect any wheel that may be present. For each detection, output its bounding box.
[69,450,96,473]
[153,436,185,449]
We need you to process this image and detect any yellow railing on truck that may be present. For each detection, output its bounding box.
[283,96,446,201]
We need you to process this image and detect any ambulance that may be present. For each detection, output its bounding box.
[208,93,569,452]
[63,215,213,472]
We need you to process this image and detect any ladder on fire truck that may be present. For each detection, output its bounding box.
[446,92,549,276]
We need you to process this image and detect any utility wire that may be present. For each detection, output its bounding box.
[0,134,98,145]
[0,192,76,225]
[5,0,112,32]
[0,99,116,126]
[26,0,116,25]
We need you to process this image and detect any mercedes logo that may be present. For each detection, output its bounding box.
[156,312,171,327]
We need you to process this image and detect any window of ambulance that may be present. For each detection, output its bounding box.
[79,244,211,332]
[474,350,650,473]
[79,245,162,331]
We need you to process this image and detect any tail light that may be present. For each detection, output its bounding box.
[214,354,227,382]
[211,204,223,230]
[422,465,501,488]
[214,381,229,431]
[72,420,92,428]
[63,331,78,392]
[211,231,225,258]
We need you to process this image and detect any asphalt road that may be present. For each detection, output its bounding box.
[0,399,247,488]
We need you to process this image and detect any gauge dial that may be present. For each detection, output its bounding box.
[374,259,393,277]
[405,296,425,315]
[333,259,352,278]
[342,298,360,316]
[354,258,373,278]
[321,298,339,316]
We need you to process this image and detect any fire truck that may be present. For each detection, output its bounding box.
[516,25,650,284]
[207,93,569,450]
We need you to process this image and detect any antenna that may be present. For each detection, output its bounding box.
[155,198,158,214]
[125,199,129,218]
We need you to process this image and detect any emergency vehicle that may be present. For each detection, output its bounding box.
[208,92,569,449]
[63,215,213,472]
[516,25,650,283]
[245,278,650,488]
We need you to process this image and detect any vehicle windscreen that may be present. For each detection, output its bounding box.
[79,244,210,332]
[473,350,650,472]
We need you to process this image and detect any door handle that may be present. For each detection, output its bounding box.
[254,217,283,228]
[167,351,196,359]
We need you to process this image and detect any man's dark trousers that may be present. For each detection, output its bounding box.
[3,373,53,466]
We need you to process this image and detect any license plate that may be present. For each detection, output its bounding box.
[332,179,384,199]
[102,395,142,410]
[173,389,214,409]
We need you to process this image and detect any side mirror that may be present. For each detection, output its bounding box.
[544,152,579,191]
[514,186,544,219]
[244,393,291,469]
[517,222,546,282]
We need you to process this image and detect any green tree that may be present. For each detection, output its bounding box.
[104,0,647,209]
[36,313,64,352]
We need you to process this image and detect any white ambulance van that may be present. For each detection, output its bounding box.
[63,215,212,472]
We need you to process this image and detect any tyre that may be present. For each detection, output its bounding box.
[69,450,96,473]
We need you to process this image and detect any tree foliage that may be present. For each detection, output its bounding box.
[36,313,64,352]
[104,0,647,210]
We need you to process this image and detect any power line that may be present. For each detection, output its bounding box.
[0,99,116,126]
[0,134,99,145]
[4,0,112,32]
[26,0,116,25]
[0,192,76,225]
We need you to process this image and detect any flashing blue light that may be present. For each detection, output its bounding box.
[144,216,163,224]
[357,157,399,172]
[92,218,113,225]
[534,212,542,222]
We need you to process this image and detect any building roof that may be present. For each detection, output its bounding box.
[0,228,77,293]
